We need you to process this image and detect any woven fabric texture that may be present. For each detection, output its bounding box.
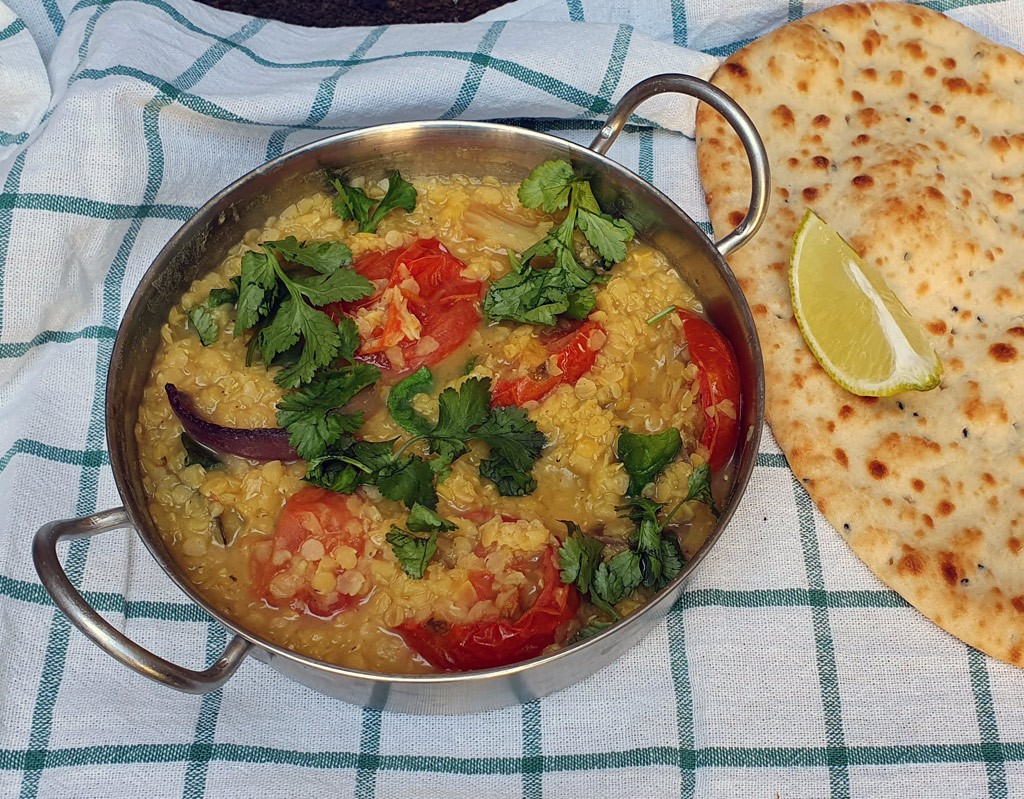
[1,1,1022,797]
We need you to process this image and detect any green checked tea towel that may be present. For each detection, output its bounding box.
[1,0,1023,797]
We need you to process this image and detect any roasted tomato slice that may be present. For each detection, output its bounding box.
[396,546,579,671]
[251,486,369,618]
[491,319,606,407]
[677,309,741,471]
[323,239,483,377]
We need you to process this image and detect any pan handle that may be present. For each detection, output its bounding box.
[589,73,770,258]
[32,508,252,694]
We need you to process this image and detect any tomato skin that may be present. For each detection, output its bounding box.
[396,547,580,671]
[252,486,366,618]
[323,239,483,377]
[677,309,741,471]
[491,319,605,408]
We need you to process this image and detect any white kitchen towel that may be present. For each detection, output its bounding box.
[1,1,1022,798]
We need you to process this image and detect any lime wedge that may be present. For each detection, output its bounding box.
[789,210,942,397]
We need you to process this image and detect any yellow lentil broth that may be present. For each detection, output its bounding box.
[135,173,718,674]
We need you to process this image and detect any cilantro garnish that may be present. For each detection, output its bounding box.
[181,432,221,470]
[483,160,634,326]
[574,620,614,641]
[186,306,218,347]
[234,237,372,388]
[305,438,395,495]
[276,363,380,461]
[375,455,438,510]
[386,503,457,579]
[392,375,546,497]
[331,171,417,234]
[617,428,682,497]
[386,367,434,437]
[186,284,241,347]
[476,406,546,496]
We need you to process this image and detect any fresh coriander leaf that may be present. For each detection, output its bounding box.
[307,437,397,494]
[406,503,457,534]
[592,549,642,608]
[462,355,479,375]
[207,287,238,308]
[267,237,352,275]
[365,171,417,233]
[429,377,491,467]
[478,457,537,496]
[276,364,380,460]
[181,433,221,470]
[518,160,578,213]
[387,367,434,436]
[684,462,718,517]
[306,448,362,494]
[331,180,376,228]
[290,268,374,306]
[386,529,437,579]
[482,266,569,326]
[350,438,400,473]
[476,406,545,497]
[617,427,682,497]
[235,249,280,334]
[564,287,597,320]
[273,302,345,389]
[576,208,635,263]
[558,521,605,595]
[659,539,684,584]
[375,455,437,510]
[574,620,614,641]
[186,306,218,346]
[482,242,593,326]
[336,316,360,363]
[257,296,303,364]
[331,171,418,234]
[486,161,635,328]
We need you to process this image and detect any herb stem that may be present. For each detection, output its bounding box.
[646,305,677,326]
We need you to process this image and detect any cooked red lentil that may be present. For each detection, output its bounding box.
[135,172,732,674]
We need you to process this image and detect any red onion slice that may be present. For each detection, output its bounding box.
[165,383,298,462]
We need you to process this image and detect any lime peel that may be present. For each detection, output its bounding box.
[789,209,942,397]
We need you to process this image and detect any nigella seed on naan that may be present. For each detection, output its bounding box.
[696,2,1024,666]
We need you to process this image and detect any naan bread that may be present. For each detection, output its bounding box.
[695,2,1024,665]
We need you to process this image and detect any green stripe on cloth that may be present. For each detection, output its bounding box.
[584,24,631,117]
[968,648,1008,799]
[16,16,267,798]
[354,708,383,799]
[566,0,585,22]
[0,325,116,359]
[0,440,109,474]
[794,476,849,796]
[667,604,697,798]
[0,16,26,42]
[41,0,64,37]
[0,192,197,219]
[264,25,387,160]
[4,739,1024,774]
[441,21,506,119]
[0,149,27,335]
[521,699,543,798]
[182,626,229,799]
[670,0,688,46]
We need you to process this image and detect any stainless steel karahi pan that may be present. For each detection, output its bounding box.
[33,74,769,714]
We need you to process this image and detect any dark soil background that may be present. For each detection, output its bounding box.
[198,0,513,26]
